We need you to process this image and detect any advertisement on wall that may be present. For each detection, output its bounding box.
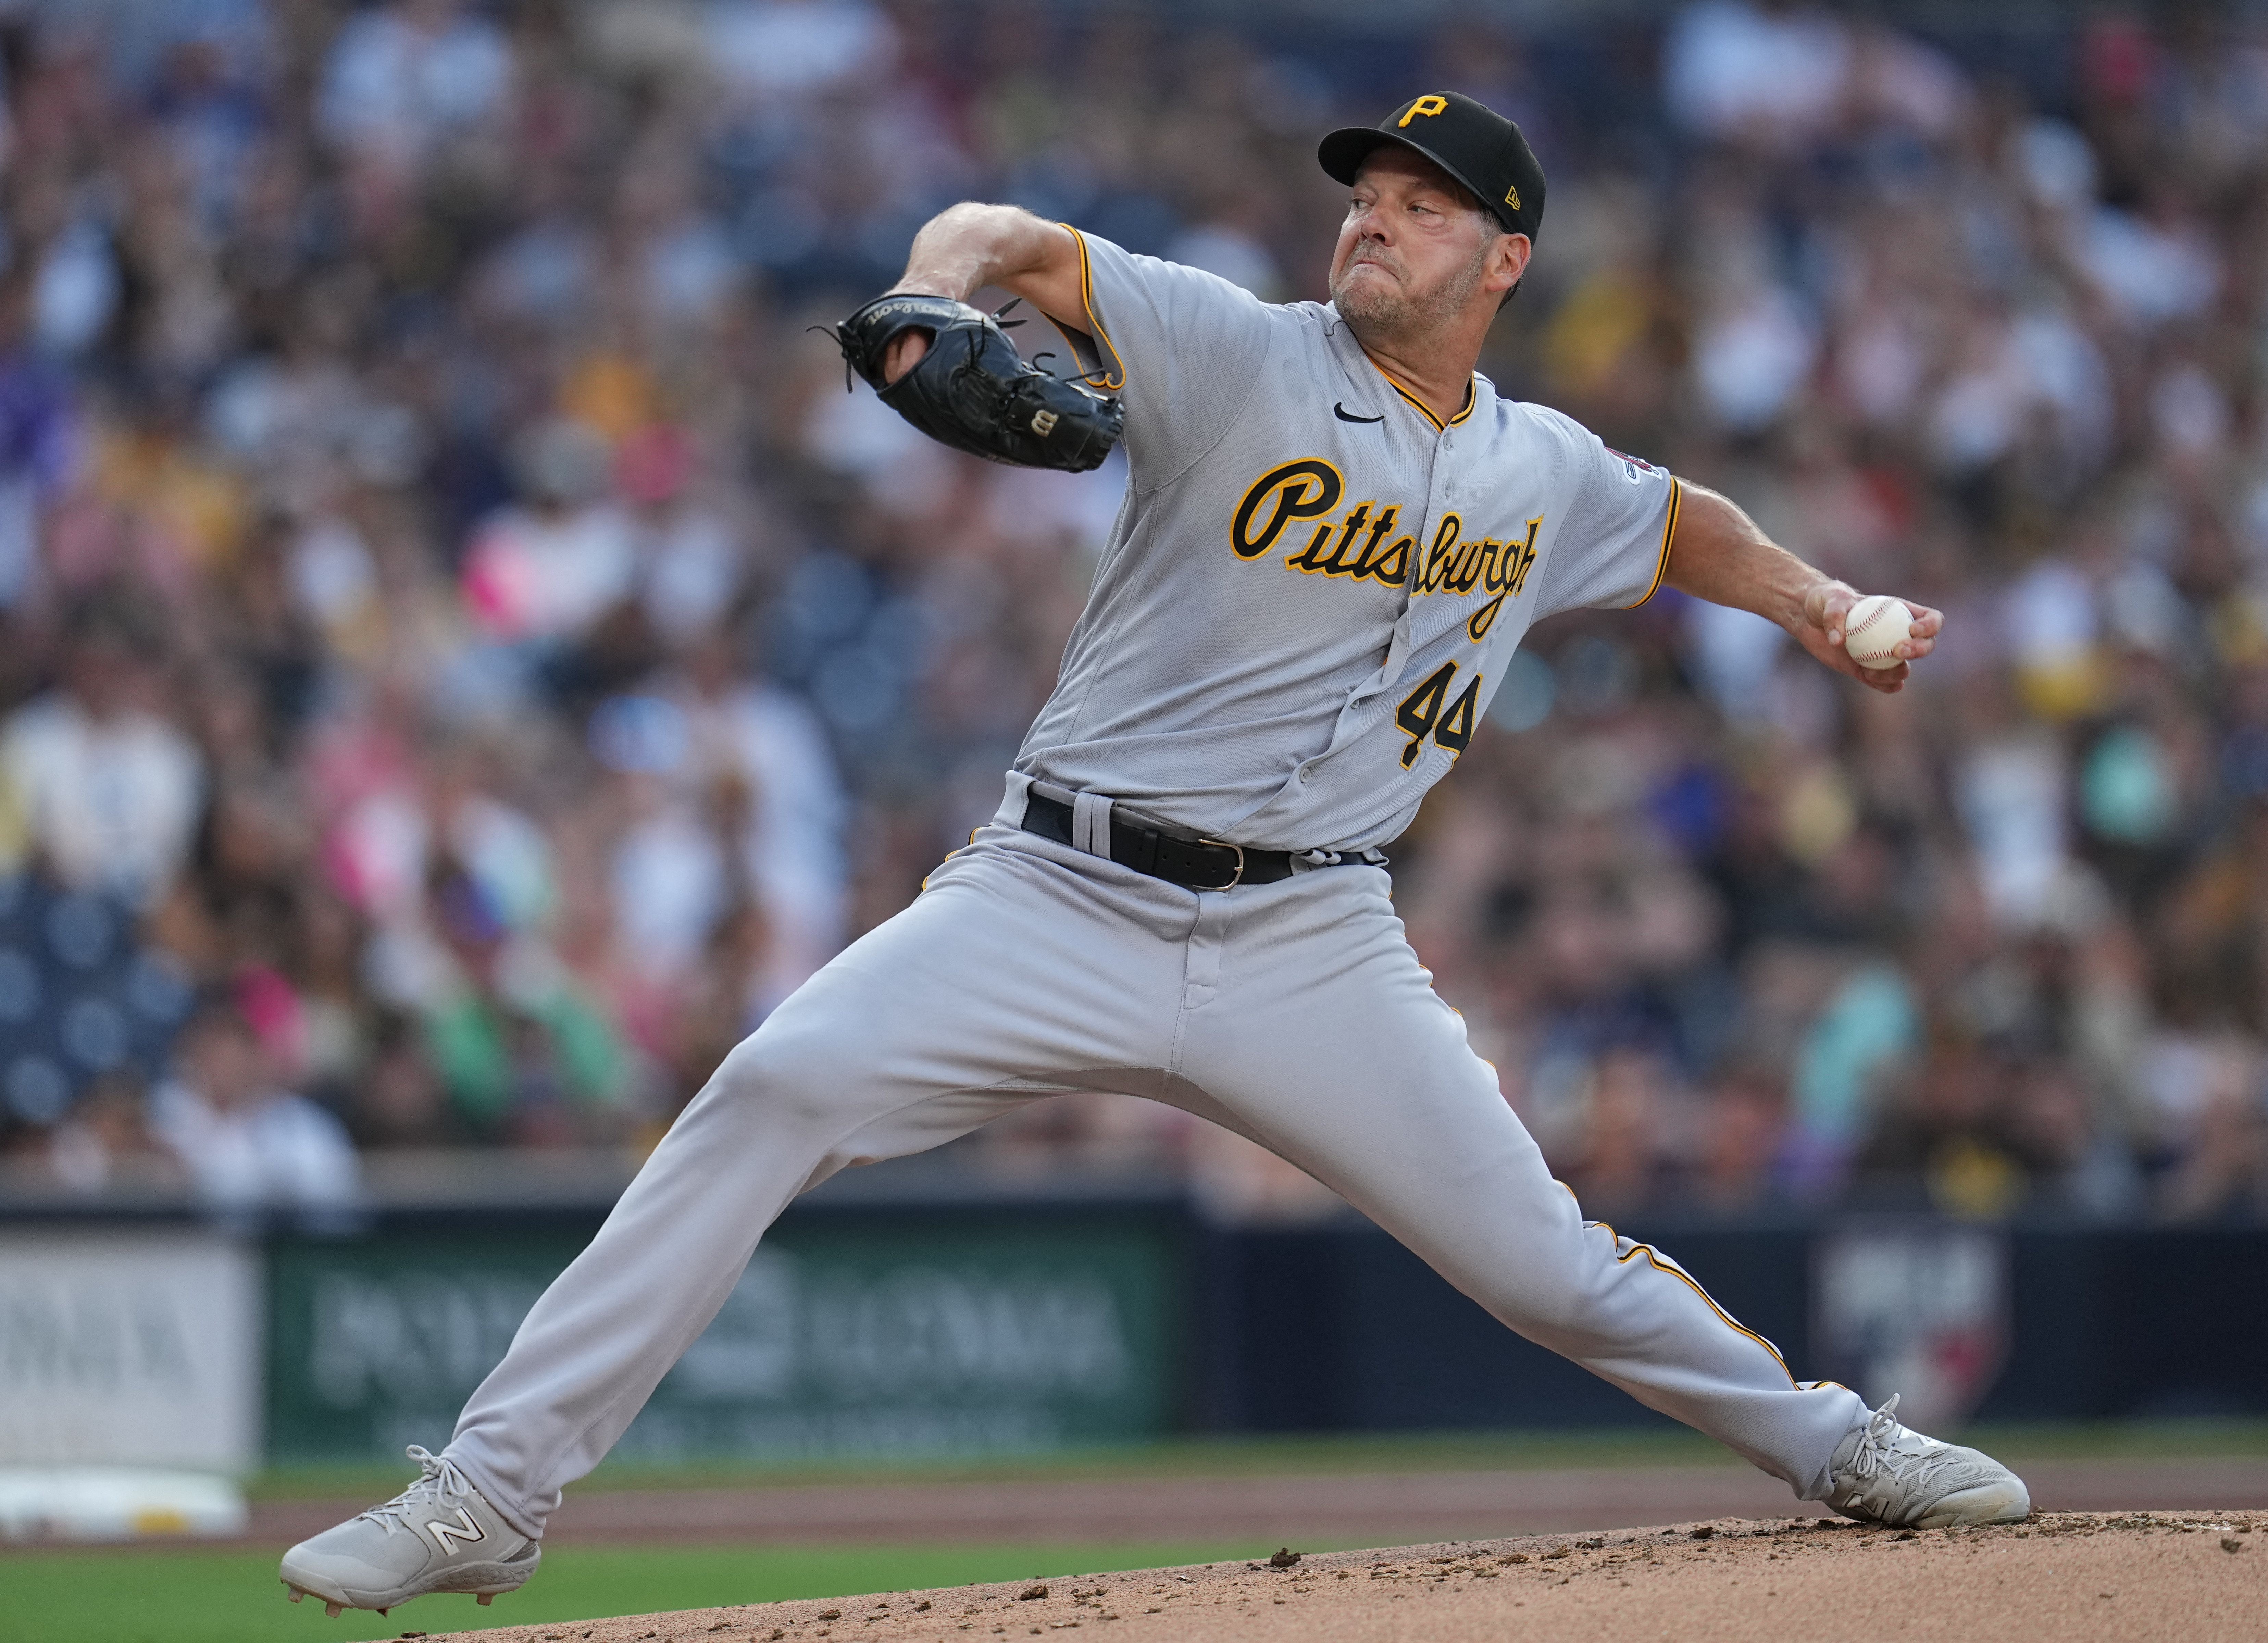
[265,1215,1182,1463]
[1812,1223,2011,1434]
[0,1230,262,1472]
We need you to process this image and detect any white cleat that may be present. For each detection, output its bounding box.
[1826,1394,2032,1528]
[324,1602,342,1618]
[277,1445,540,1616]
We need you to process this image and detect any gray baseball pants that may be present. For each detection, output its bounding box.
[447,777,1866,1537]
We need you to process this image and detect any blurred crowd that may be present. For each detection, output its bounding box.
[0,0,2263,1226]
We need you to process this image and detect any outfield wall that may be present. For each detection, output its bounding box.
[1204,1219,2268,1437]
[2,1192,2264,1468]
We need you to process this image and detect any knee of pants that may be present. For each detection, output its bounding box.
[700,1014,874,1135]
[1471,1211,1630,1342]
[1489,1261,1602,1341]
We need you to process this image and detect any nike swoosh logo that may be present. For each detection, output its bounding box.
[1334,403,1385,424]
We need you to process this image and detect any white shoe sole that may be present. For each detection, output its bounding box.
[279,1551,537,1616]
[1911,1482,2032,1528]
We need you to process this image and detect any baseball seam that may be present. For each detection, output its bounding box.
[1847,602,1905,663]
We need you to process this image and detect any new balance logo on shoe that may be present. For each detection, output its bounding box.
[426,1509,486,1553]
[281,1445,539,1616]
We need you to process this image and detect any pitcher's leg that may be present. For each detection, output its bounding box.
[444,980,1032,1535]
[447,836,1192,1535]
[1176,870,1863,1497]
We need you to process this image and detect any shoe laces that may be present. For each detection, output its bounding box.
[1842,1394,1953,1494]
[357,1445,478,1538]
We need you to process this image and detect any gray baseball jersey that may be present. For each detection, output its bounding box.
[1023,229,1681,853]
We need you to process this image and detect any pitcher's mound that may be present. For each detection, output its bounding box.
[419,1511,2261,1643]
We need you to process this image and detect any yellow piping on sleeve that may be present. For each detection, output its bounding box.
[1048,225,1125,391]
[1623,476,1680,608]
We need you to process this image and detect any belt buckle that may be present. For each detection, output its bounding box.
[1194,838,1246,891]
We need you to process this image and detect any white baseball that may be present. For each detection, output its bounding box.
[1842,593,1912,670]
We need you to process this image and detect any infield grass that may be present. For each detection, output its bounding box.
[241,1416,2268,1502]
[0,1539,1332,1643]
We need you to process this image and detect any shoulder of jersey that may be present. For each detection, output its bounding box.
[1501,396,1599,447]
[1469,389,1571,440]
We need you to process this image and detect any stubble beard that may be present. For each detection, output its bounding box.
[1331,239,1490,350]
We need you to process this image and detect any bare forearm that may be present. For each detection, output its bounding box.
[872,204,1086,383]
[1663,480,1941,693]
[891,203,1080,318]
[1663,482,1835,633]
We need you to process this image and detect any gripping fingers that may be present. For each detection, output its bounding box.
[883,331,931,384]
[1808,583,1859,648]
[1896,602,1942,660]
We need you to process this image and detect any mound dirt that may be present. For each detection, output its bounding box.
[410,1510,2262,1643]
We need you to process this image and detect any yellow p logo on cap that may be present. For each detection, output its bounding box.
[1398,95,1449,127]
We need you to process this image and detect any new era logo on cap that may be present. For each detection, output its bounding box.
[1318,91,1546,241]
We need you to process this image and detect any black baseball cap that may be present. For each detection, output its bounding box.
[1318,91,1545,242]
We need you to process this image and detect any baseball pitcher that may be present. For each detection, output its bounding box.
[279,92,2027,1621]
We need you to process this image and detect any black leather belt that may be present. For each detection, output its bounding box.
[1019,790,1325,891]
